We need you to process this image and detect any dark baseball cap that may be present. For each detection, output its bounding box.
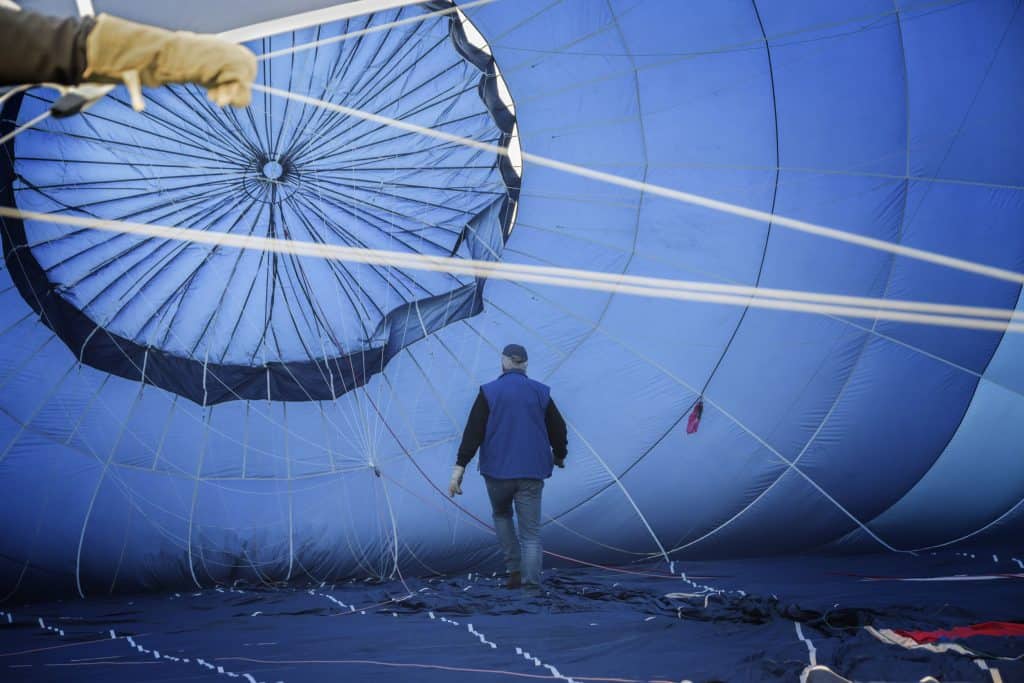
[501,343,528,362]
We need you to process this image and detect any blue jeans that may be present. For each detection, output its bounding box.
[484,477,544,586]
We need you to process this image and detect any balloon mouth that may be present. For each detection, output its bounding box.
[0,5,522,404]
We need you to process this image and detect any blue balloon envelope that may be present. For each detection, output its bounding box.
[1,0,1022,598]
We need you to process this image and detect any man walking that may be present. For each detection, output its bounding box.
[449,344,568,589]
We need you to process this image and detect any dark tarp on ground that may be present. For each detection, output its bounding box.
[2,550,1023,682]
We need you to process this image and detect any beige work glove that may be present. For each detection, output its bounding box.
[448,465,465,497]
[82,13,256,110]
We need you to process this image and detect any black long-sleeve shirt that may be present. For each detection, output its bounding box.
[456,389,568,467]
[0,8,94,86]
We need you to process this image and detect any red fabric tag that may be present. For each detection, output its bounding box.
[686,400,704,434]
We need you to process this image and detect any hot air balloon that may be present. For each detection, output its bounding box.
[1,1,1022,681]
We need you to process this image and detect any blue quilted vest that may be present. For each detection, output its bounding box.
[479,370,554,480]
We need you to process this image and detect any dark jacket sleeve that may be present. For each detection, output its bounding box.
[546,398,568,460]
[0,8,94,86]
[456,389,489,467]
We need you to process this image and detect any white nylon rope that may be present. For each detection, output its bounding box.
[0,110,50,146]
[252,83,1024,287]
[256,0,497,62]
[217,0,448,44]
[2,207,1021,334]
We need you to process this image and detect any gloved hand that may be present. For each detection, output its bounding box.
[554,456,565,469]
[82,13,257,109]
[448,465,465,497]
